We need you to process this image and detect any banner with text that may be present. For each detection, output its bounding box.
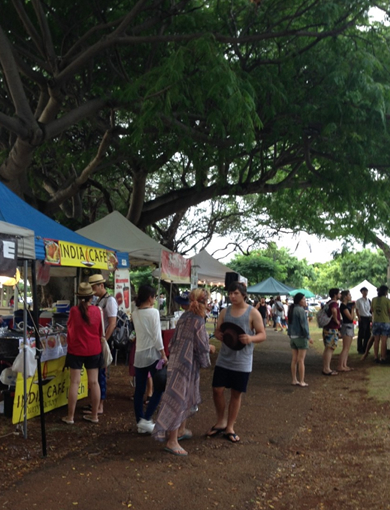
[114,269,131,313]
[161,251,191,284]
[0,235,18,277]
[44,238,117,270]
[12,356,88,424]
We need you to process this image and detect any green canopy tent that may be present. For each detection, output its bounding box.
[288,288,315,298]
[247,277,295,295]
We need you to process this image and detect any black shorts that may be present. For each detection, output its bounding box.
[65,353,102,370]
[212,365,250,393]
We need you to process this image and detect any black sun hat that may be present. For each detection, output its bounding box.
[220,322,246,351]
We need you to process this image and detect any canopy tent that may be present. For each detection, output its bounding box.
[349,280,377,301]
[152,249,236,286]
[247,277,295,295]
[0,182,123,265]
[0,221,37,443]
[191,250,236,286]
[76,211,170,266]
[289,288,315,298]
[0,221,35,260]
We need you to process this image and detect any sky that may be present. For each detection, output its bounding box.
[205,231,358,265]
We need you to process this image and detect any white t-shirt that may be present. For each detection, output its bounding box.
[132,307,164,368]
[98,294,118,331]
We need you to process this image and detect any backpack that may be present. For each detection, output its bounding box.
[111,309,133,350]
[316,303,331,328]
[99,295,134,349]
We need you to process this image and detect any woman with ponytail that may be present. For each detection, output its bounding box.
[287,293,313,387]
[62,282,103,425]
[153,288,212,456]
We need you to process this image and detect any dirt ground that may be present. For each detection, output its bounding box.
[1,328,390,510]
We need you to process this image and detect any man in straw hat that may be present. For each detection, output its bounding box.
[206,282,266,443]
[87,273,118,415]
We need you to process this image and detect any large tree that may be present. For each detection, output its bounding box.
[1,0,390,254]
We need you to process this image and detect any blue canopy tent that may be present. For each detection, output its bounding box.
[0,182,127,456]
[247,277,295,295]
[0,182,127,265]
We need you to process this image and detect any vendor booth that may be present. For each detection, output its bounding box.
[0,183,127,437]
[77,211,193,353]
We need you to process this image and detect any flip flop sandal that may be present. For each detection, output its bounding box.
[83,415,99,424]
[206,426,226,438]
[61,417,74,425]
[322,370,338,376]
[164,447,188,457]
[223,432,240,443]
[83,410,103,415]
[178,429,193,441]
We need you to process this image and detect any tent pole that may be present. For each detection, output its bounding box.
[31,260,47,457]
[157,252,161,313]
[22,260,28,438]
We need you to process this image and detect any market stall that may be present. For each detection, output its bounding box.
[0,183,127,433]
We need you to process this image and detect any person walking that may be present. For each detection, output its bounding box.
[206,282,266,443]
[287,293,313,387]
[153,289,211,456]
[132,285,168,434]
[62,282,102,425]
[371,285,390,364]
[337,290,355,372]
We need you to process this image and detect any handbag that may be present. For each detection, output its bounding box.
[153,359,167,392]
[99,308,113,367]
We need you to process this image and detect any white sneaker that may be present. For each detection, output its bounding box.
[137,418,155,434]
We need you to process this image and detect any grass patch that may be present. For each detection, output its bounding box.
[366,366,390,403]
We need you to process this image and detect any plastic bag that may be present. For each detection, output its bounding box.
[0,367,18,386]
[11,345,37,377]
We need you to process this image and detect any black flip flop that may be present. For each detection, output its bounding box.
[223,432,240,443]
[206,426,226,438]
[322,370,338,376]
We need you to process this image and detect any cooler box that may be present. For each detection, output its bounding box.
[55,300,70,313]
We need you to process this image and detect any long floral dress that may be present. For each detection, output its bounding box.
[153,311,210,441]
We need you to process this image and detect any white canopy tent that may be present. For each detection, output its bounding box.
[76,211,170,265]
[191,250,235,286]
[349,280,377,301]
[0,221,35,260]
[0,221,36,440]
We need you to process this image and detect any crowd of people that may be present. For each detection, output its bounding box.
[62,275,389,457]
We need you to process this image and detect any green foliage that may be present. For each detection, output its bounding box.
[227,243,315,288]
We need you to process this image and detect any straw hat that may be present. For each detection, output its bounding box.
[77,282,94,297]
[89,274,106,285]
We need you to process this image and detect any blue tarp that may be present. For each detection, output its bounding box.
[0,182,128,267]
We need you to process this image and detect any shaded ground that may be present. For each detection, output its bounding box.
[0,328,389,510]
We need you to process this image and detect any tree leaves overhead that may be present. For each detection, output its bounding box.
[0,1,390,256]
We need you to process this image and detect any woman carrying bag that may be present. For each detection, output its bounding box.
[132,285,168,434]
[62,282,102,425]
